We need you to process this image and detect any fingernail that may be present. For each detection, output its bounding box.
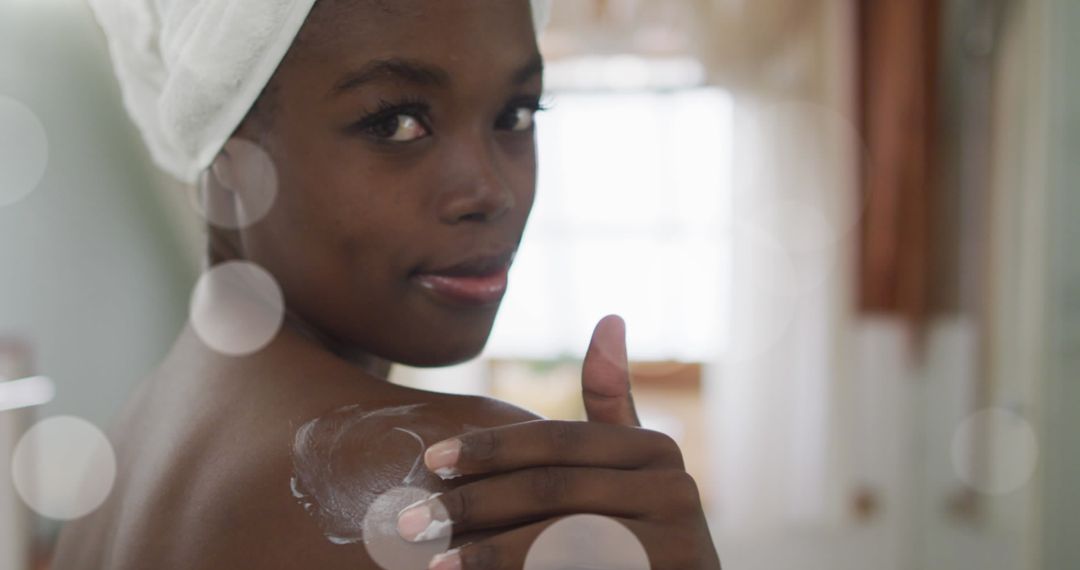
[429,548,462,570]
[397,502,432,541]
[425,439,461,479]
[397,498,452,542]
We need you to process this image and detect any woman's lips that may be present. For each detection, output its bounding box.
[412,265,510,307]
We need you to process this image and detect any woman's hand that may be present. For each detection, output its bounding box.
[396,316,722,570]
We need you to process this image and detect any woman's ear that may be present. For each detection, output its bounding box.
[202,137,279,231]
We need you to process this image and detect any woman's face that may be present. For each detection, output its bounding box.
[232,0,543,367]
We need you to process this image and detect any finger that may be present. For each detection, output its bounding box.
[428,516,656,570]
[582,315,641,427]
[397,466,699,542]
[423,420,683,480]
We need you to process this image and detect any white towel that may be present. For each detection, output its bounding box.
[88,0,553,185]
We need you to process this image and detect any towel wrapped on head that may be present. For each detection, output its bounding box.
[88,0,552,185]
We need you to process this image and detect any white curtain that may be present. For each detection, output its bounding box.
[705,0,859,534]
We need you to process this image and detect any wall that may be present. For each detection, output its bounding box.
[0,0,196,540]
[1039,0,1080,567]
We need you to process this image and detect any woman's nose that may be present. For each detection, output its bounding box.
[437,138,516,224]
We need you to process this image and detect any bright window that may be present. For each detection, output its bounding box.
[485,88,734,362]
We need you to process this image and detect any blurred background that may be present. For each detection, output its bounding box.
[1,0,1077,568]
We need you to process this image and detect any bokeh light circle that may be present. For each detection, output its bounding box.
[190,261,285,356]
[524,514,650,570]
[11,415,117,520]
[193,138,279,229]
[0,96,49,207]
[361,486,452,570]
[951,407,1039,495]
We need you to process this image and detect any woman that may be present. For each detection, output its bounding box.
[53,0,721,568]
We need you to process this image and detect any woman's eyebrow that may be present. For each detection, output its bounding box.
[327,54,545,99]
[329,57,450,98]
[512,53,545,85]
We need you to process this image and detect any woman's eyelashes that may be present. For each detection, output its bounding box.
[348,95,549,144]
[495,96,549,132]
[352,97,433,143]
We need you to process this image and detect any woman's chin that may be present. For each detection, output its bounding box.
[386,303,501,367]
[397,341,488,369]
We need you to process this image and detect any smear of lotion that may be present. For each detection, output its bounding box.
[393,427,426,486]
[291,404,434,545]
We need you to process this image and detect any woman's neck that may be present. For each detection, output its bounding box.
[203,243,393,381]
[281,311,393,381]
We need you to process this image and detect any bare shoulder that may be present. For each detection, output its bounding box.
[189,388,542,568]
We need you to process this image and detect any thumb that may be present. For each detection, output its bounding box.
[581,315,641,427]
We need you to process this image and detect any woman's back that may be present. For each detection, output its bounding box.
[51,327,538,570]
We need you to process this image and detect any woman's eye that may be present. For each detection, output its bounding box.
[368,114,429,142]
[498,107,537,132]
